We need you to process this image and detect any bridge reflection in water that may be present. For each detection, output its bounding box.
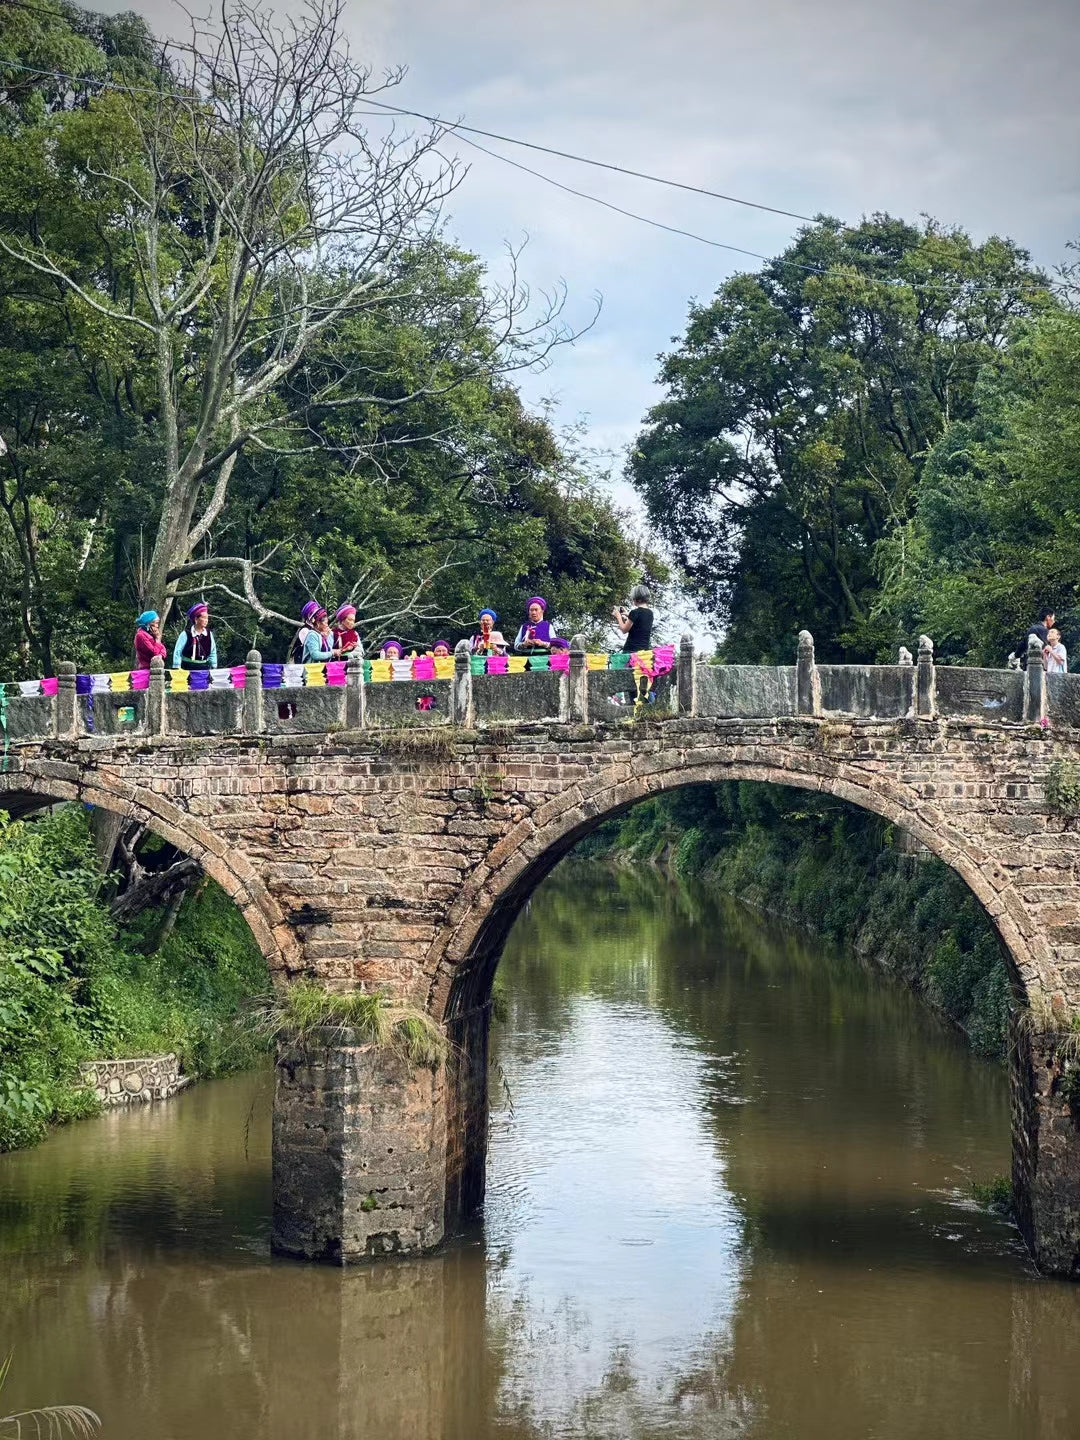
[2,631,1079,1275]
[1,870,1078,1440]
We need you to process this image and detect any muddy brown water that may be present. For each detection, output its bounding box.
[2,864,1079,1439]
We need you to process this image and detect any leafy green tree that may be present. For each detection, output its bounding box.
[629,216,1051,660]
[878,282,1080,662]
[0,2,652,673]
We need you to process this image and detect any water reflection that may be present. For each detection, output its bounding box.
[1,862,1078,1439]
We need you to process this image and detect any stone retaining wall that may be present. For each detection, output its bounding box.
[79,1053,191,1106]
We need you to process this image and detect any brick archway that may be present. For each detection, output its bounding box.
[429,749,1041,1025]
[0,766,297,975]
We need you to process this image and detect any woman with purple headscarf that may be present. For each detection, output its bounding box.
[289,600,323,663]
[173,601,217,670]
[302,607,336,662]
[513,597,568,654]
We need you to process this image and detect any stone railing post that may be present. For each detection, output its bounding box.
[147,654,167,735]
[345,647,364,729]
[568,632,588,723]
[55,661,78,738]
[916,635,936,719]
[453,640,473,726]
[243,649,264,734]
[1024,633,1046,723]
[677,634,696,716]
[796,630,820,716]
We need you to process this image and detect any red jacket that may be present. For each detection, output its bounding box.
[134,627,167,669]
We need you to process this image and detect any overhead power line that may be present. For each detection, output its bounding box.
[450,130,1058,300]
[451,129,792,268]
[0,50,1061,301]
[359,95,819,225]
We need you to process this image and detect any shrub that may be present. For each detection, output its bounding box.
[0,807,271,1153]
[250,981,447,1070]
[1044,759,1080,816]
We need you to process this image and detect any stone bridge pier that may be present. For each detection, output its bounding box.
[3,637,1080,1274]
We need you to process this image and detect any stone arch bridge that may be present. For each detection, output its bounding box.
[2,634,1080,1275]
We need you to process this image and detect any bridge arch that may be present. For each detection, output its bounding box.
[430,748,1040,1024]
[426,745,1065,1266]
[0,762,297,976]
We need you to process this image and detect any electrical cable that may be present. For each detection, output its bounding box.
[0,46,1063,301]
[450,130,1058,300]
[358,94,818,224]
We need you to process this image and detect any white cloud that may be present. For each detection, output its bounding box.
[106,0,1080,574]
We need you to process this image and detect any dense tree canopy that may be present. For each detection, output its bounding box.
[0,1,657,676]
[629,215,1057,661]
[878,289,1080,663]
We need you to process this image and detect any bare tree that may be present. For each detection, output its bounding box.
[0,0,575,623]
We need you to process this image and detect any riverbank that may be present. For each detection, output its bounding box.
[0,807,271,1152]
[579,783,1012,1061]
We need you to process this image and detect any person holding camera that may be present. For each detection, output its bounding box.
[612,584,654,653]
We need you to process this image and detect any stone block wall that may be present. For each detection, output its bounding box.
[1010,1015,1080,1277]
[79,1053,190,1106]
[7,698,1080,1274]
[272,1029,447,1263]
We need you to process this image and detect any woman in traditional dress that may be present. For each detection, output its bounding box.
[134,610,167,670]
[302,607,336,662]
[289,600,323,662]
[471,609,507,655]
[173,601,217,671]
[513,597,568,654]
[333,604,361,656]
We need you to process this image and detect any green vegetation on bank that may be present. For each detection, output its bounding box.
[0,807,270,1152]
[587,783,1012,1060]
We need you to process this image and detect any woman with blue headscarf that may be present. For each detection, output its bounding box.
[133,609,167,670]
[471,608,507,655]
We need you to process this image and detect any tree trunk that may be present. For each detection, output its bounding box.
[90,808,126,879]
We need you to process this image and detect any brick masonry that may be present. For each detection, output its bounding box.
[4,704,1080,1274]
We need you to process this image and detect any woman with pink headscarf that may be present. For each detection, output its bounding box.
[333,604,361,655]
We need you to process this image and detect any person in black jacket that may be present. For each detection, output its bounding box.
[1016,607,1056,668]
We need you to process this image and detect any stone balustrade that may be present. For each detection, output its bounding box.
[1,631,1072,747]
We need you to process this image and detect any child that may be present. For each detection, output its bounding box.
[1045,628,1068,673]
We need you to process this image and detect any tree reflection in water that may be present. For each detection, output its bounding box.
[1,863,1078,1439]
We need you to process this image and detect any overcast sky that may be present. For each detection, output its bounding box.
[107,0,1080,632]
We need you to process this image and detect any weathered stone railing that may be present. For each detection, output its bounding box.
[2,631,1072,745]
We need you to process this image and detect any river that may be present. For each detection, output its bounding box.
[1,863,1078,1438]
